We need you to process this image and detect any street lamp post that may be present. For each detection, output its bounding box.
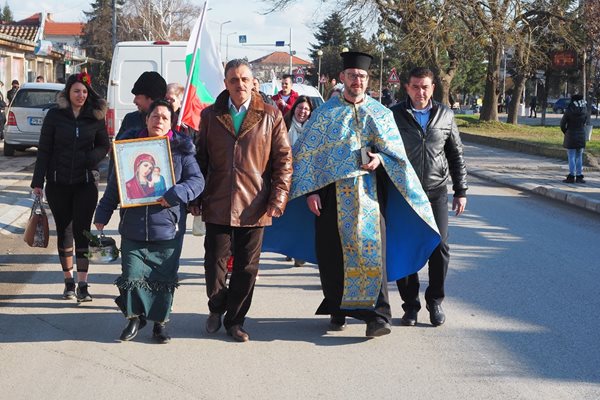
[225,32,237,63]
[378,32,387,103]
[317,49,323,94]
[219,20,232,60]
[502,46,507,110]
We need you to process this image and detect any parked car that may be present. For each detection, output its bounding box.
[552,98,570,114]
[259,83,324,109]
[3,82,64,156]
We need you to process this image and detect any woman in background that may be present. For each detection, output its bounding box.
[283,96,314,267]
[31,72,109,302]
[560,94,588,184]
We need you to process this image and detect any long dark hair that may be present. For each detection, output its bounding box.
[284,95,314,129]
[64,72,103,110]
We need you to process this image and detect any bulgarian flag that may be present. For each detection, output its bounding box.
[270,69,279,95]
[178,1,225,131]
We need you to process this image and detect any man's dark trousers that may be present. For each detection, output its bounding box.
[204,223,263,329]
[396,186,450,311]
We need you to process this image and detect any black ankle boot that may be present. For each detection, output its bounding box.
[63,278,76,299]
[575,175,586,183]
[563,174,575,183]
[152,322,171,344]
[119,317,147,341]
[76,282,92,302]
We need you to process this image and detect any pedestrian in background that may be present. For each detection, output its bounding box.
[7,79,19,103]
[36,76,45,83]
[282,95,314,268]
[94,99,204,344]
[560,94,588,184]
[165,82,197,137]
[272,74,298,115]
[529,96,537,118]
[284,95,314,149]
[191,59,292,342]
[252,77,276,107]
[391,67,468,327]
[31,72,109,302]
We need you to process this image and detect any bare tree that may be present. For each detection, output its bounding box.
[120,0,201,41]
[506,3,576,124]
[378,0,474,106]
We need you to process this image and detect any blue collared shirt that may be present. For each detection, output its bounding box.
[412,102,432,132]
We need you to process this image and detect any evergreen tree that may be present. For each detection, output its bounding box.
[2,2,13,23]
[80,0,122,95]
[308,12,349,89]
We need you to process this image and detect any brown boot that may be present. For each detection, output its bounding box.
[563,174,575,183]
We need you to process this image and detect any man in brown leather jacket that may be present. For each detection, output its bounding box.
[192,59,293,342]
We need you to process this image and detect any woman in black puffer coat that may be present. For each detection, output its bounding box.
[31,73,110,302]
[560,94,589,183]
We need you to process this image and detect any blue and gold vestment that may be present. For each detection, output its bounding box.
[263,95,440,309]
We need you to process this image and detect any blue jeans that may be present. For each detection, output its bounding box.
[566,148,584,175]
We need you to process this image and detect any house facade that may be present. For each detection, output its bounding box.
[0,12,86,90]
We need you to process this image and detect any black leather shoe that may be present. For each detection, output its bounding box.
[365,318,391,338]
[205,312,222,333]
[328,315,347,331]
[152,323,171,344]
[227,324,250,342]
[119,317,147,341]
[400,309,418,326]
[427,303,446,326]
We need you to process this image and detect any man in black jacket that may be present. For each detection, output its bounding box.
[115,71,167,140]
[390,67,468,327]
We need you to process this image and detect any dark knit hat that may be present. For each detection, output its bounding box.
[340,51,373,71]
[131,71,167,100]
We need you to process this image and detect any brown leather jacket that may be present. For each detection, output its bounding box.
[196,90,293,227]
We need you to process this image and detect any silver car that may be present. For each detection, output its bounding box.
[3,82,64,156]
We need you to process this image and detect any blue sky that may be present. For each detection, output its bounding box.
[9,0,332,61]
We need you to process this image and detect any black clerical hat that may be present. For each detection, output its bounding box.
[340,51,373,70]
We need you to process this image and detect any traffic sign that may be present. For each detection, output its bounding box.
[239,35,247,44]
[294,67,305,76]
[294,76,304,84]
[387,68,400,84]
[275,41,285,47]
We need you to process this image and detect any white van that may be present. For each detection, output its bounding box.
[106,41,187,137]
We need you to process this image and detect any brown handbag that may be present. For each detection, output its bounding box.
[23,195,49,248]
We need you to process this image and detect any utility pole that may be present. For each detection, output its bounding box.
[112,0,117,49]
[289,28,293,75]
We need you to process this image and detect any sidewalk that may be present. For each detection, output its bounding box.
[463,140,600,214]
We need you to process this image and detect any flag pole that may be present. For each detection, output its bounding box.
[177,0,209,129]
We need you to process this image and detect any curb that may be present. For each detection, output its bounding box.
[460,132,600,169]
[469,168,600,215]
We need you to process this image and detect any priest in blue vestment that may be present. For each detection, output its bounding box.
[263,52,440,338]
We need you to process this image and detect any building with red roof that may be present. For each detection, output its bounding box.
[0,12,87,87]
[249,51,312,84]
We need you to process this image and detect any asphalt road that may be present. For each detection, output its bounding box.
[1,175,599,400]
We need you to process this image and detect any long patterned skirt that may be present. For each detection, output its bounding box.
[115,236,183,323]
